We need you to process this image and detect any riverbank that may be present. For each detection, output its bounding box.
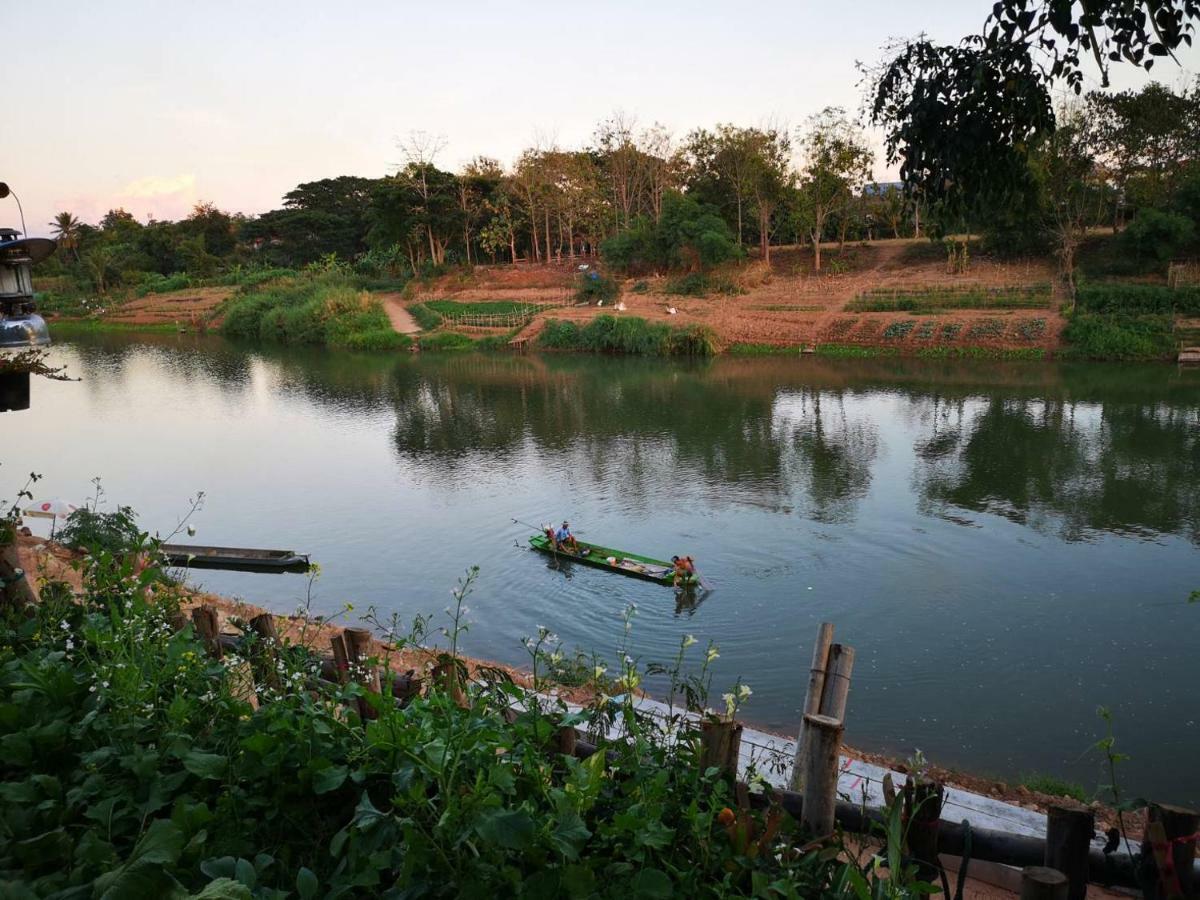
[42,236,1200,361]
[10,532,1148,841]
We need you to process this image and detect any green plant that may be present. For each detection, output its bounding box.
[1120,208,1196,265]
[883,320,916,339]
[966,318,1005,339]
[538,316,715,356]
[407,302,443,330]
[631,280,650,294]
[665,272,712,296]
[1015,318,1047,341]
[419,331,476,351]
[1062,314,1174,360]
[575,273,620,303]
[57,506,142,554]
[1076,283,1200,317]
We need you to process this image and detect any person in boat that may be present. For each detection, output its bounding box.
[671,555,696,587]
[554,521,580,554]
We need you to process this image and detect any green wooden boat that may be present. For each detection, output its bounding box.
[528,533,698,586]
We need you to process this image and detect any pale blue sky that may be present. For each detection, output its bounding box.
[5,1,1196,233]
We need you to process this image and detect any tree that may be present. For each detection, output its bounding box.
[601,191,738,272]
[1086,80,1200,220]
[796,108,873,271]
[49,212,81,261]
[868,2,1200,227]
[594,113,647,233]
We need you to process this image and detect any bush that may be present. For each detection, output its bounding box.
[601,191,739,272]
[57,506,141,554]
[1062,313,1175,360]
[1077,283,1200,316]
[574,273,619,303]
[136,272,192,296]
[408,303,443,330]
[1120,208,1196,265]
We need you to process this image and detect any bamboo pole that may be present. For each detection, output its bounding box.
[817,644,855,722]
[800,713,843,837]
[1020,867,1068,900]
[1045,803,1094,900]
[789,622,834,791]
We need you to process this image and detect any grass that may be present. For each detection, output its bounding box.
[408,303,443,330]
[1019,773,1088,802]
[847,284,1051,313]
[135,272,192,296]
[219,273,410,351]
[1061,313,1175,360]
[49,320,189,335]
[664,273,740,297]
[418,331,476,351]
[916,346,1047,360]
[813,344,901,358]
[747,304,824,312]
[539,316,717,356]
[726,342,797,355]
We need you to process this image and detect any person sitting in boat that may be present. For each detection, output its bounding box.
[671,555,696,586]
[554,521,580,554]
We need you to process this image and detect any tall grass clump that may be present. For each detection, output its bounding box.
[220,274,409,350]
[407,302,443,330]
[539,316,715,356]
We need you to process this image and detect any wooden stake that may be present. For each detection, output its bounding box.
[248,613,280,688]
[1020,866,1068,900]
[343,627,382,719]
[800,713,843,837]
[1045,803,1094,900]
[904,777,945,882]
[699,719,744,779]
[430,660,468,708]
[191,605,222,658]
[790,622,834,791]
[329,634,350,685]
[1141,803,1199,900]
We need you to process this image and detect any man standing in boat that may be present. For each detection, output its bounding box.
[672,555,696,587]
[554,521,580,554]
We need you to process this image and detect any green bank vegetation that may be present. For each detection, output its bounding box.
[539,316,718,356]
[0,491,931,898]
[848,285,1052,313]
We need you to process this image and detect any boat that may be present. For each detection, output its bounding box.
[527,533,698,586]
[160,543,311,574]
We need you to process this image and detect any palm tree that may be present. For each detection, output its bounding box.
[49,212,82,261]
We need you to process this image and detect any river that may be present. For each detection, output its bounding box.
[5,332,1199,803]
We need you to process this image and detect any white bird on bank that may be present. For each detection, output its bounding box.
[615,301,626,311]
[667,306,678,315]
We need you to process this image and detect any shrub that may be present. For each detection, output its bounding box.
[1120,208,1196,265]
[574,273,620,303]
[940,323,963,340]
[136,272,192,296]
[1063,314,1174,360]
[601,191,739,272]
[57,506,141,554]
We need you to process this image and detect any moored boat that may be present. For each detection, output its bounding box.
[527,533,697,586]
[160,543,311,573]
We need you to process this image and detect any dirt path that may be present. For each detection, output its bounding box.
[378,293,421,334]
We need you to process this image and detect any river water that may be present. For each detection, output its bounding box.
[5,332,1199,803]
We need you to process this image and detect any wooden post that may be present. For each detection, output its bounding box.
[343,628,381,719]
[700,719,744,780]
[790,622,834,791]
[191,605,222,658]
[1045,803,1094,900]
[227,660,259,710]
[329,633,350,685]
[247,613,281,689]
[800,713,843,837]
[430,660,468,708]
[1141,803,1199,900]
[1021,866,1068,900]
[904,777,945,882]
[817,644,855,722]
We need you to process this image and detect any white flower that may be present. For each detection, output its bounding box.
[706,647,720,663]
[59,619,70,631]
[65,639,75,651]
[593,665,607,679]
[737,684,753,702]
[682,634,697,648]
[623,654,634,667]
[722,693,736,717]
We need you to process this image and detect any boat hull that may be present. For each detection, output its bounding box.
[527,534,696,586]
[160,543,311,574]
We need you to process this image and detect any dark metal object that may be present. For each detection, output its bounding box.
[0,225,55,350]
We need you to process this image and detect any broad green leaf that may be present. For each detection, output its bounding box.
[234,857,257,888]
[474,808,536,850]
[194,878,253,899]
[312,765,348,795]
[183,751,227,780]
[630,867,673,899]
[296,867,319,900]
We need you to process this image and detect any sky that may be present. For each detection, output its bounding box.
[4,1,1198,235]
